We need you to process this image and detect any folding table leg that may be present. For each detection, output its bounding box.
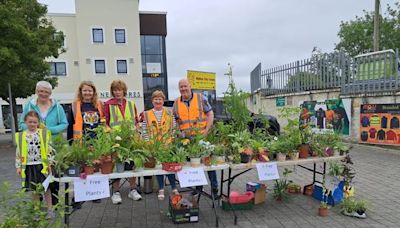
[64,182,69,226]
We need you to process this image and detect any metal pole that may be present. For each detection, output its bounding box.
[373,0,380,51]
[8,82,16,145]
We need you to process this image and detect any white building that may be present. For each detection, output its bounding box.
[0,0,169,130]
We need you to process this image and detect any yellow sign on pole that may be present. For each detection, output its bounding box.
[187,70,216,90]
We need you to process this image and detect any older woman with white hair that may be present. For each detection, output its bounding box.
[19,81,68,135]
[19,81,68,205]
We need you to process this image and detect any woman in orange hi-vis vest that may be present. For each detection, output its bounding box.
[67,81,103,142]
[103,80,142,204]
[142,90,178,200]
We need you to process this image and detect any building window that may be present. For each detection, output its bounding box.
[92,28,104,43]
[53,31,65,47]
[95,60,106,74]
[115,29,126,43]
[49,62,66,76]
[116,60,127,74]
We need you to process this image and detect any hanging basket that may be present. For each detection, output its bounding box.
[161,162,183,172]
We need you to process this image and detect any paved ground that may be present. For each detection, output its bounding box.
[0,133,399,228]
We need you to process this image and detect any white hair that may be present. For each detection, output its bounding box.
[36,81,53,92]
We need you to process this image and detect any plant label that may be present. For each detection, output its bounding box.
[177,167,208,188]
[256,162,280,181]
[73,175,110,202]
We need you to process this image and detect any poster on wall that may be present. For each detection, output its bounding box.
[299,99,351,136]
[187,70,217,111]
[359,104,400,146]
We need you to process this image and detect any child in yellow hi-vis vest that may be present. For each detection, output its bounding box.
[15,111,54,219]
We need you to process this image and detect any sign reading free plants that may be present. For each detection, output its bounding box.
[177,167,208,188]
[74,175,110,202]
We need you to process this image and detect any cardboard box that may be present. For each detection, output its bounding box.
[169,195,199,224]
[253,185,266,204]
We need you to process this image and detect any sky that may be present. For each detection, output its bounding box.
[38,0,396,99]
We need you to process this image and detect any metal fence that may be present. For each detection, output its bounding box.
[251,49,400,96]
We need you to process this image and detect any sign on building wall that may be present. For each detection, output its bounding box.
[99,91,142,99]
[359,104,400,146]
[146,62,162,74]
[276,97,285,107]
[187,70,216,90]
[299,99,351,136]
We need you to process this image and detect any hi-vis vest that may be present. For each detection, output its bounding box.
[109,100,136,129]
[72,100,103,140]
[174,93,207,134]
[15,129,51,187]
[144,108,174,143]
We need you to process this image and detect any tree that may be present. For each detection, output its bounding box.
[335,1,400,57]
[0,0,64,130]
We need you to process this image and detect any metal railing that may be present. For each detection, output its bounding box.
[251,49,400,96]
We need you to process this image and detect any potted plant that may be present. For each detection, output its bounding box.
[81,145,101,175]
[273,168,292,201]
[89,126,115,174]
[354,199,367,218]
[157,146,188,172]
[287,182,301,193]
[341,197,357,217]
[229,130,254,164]
[213,144,226,164]
[304,185,314,196]
[319,202,329,217]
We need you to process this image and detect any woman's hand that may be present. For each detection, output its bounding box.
[16,168,21,175]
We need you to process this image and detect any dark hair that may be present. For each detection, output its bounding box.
[24,111,40,122]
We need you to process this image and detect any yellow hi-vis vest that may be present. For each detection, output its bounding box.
[15,129,51,187]
[109,100,136,130]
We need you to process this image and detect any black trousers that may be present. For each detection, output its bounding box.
[49,181,59,205]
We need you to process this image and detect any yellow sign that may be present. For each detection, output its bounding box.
[187,70,216,90]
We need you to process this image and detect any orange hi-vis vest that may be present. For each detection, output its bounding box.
[72,100,103,140]
[144,107,174,143]
[174,93,207,134]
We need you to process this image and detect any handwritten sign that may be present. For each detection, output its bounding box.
[256,162,280,181]
[177,167,208,188]
[73,176,110,202]
[42,174,53,192]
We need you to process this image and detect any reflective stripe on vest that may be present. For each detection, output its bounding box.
[145,107,174,142]
[72,100,103,140]
[15,129,50,187]
[109,100,136,129]
[174,93,207,133]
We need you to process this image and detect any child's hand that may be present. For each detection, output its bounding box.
[16,168,21,175]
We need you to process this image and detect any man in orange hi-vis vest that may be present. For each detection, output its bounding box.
[173,79,218,197]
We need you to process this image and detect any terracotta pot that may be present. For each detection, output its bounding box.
[288,187,297,193]
[144,156,156,168]
[100,155,113,174]
[304,185,314,196]
[83,165,95,175]
[299,144,310,159]
[202,156,212,166]
[161,162,183,172]
[319,207,329,217]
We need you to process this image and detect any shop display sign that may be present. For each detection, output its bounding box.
[359,104,400,146]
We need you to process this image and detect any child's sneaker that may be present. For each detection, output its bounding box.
[128,189,142,201]
[111,192,122,204]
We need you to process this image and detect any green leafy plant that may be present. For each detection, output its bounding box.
[328,161,344,177]
[0,182,66,228]
[341,197,357,213]
[273,168,292,201]
[156,146,188,164]
[213,144,227,156]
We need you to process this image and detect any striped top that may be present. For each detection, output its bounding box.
[141,109,176,141]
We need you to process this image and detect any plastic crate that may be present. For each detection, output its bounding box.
[313,181,344,206]
[169,196,199,224]
[221,199,254,211]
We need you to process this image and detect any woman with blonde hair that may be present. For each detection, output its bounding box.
[67,81,103,142]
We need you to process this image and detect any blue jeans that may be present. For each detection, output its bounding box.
[156,174,176,190]
[196,170,218,190]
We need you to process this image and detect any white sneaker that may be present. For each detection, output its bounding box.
[128,189,142,201]
[111,192,122,204]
